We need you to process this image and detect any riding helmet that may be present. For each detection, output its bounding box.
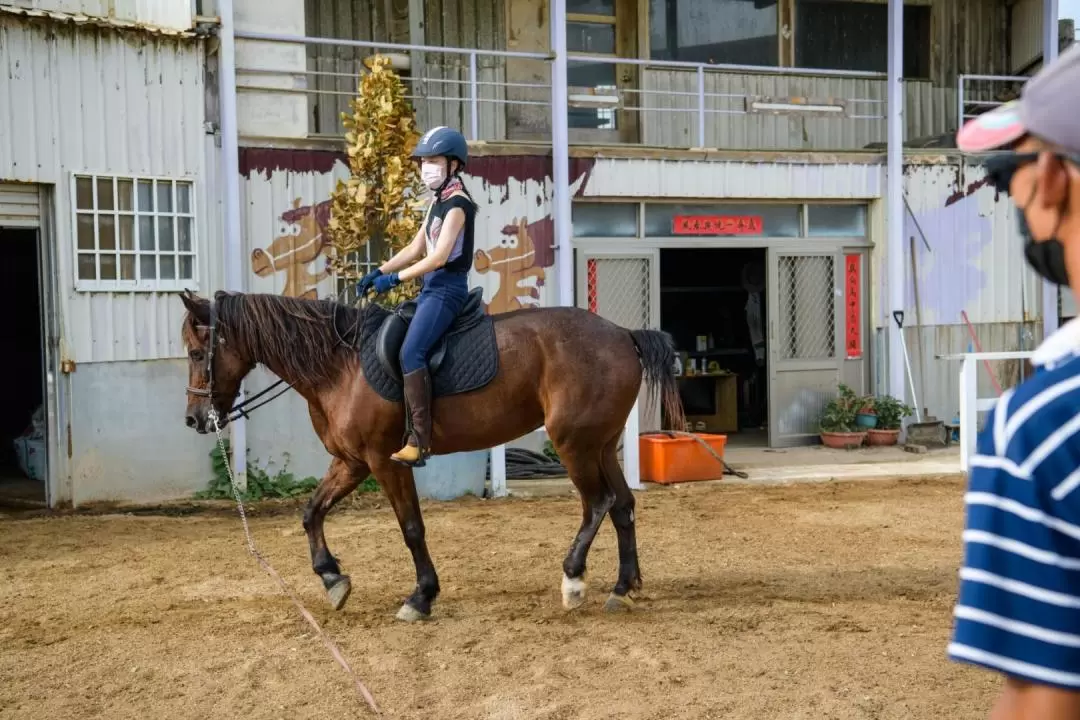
[413,126,468,168]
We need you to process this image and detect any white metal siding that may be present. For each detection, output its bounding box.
[0,16,213,362]
[0,182,40,227]
[4,0,194,31]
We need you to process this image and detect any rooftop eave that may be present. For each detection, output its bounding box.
[0,3,219,39]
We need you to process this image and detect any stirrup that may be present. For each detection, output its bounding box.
[391,441,429,468]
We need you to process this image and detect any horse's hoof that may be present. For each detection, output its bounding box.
[603,592,634,613]
[395,603,430,623]
[326,576,352,611]
[561,574,587,610]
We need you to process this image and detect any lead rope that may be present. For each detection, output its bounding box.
[207,407,380,714]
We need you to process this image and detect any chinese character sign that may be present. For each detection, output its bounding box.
[844,254,861,359]
[672,215,763,235]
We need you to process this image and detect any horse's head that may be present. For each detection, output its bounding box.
[179,290,254,434]
[474,218,538,274]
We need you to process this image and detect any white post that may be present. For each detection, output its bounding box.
[218,0,247,491]
[624,399,641,490]
[696,66,706,148]
[886,0,907,403]
[1042,0,1060,340]
[468,51,480,141]
[959,355,977,472]
[490,444,507,497]
[551,0,573,307]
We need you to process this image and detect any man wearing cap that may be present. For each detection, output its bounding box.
[949,43,1080,719]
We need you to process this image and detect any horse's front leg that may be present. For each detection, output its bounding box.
[302,456,369,610]
[371,458,439,622]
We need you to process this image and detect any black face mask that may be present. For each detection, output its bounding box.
[1017,181,1071,286]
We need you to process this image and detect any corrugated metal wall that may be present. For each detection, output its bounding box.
[0,17,215,362]
[1011,0,1043,71]
[304,0,507,138]
[11,0,194,30]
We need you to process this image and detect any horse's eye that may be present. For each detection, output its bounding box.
[190,349,205,362]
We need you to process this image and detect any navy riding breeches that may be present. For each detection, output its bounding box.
[400,271,469,374]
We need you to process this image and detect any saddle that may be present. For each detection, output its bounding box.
[360,287,500,403]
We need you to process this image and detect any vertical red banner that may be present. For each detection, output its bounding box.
[844,254,862,359]
[586,258,598,314]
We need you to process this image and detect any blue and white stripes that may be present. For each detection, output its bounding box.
[949,324,1080,689]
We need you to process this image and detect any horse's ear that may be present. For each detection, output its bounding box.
[179,290,210,323]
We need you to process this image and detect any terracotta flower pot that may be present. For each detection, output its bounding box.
[866,429,901,446]
[820,431,866,449]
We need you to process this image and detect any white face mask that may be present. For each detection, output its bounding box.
[421,161,446,190]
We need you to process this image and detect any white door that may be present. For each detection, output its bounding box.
[576,248,662,430]
[767,247,844,446]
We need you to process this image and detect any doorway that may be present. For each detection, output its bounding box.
[0,227,47,505]
[660,247,768,446]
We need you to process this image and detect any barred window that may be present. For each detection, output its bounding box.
[72,174,197,291]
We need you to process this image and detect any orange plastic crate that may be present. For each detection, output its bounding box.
[638,433,728,485]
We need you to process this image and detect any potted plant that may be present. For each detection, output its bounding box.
[855,397,878,430]
[819,384,866,449]
[867,395,914,446]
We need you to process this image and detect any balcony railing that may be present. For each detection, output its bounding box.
[234,32,983,152]
[957,74,1028,127]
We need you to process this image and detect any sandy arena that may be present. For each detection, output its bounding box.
[0,476,995,719]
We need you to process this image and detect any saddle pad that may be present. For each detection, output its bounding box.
[358,306,500,403]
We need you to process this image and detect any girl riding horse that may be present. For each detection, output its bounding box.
[355,126,478,467]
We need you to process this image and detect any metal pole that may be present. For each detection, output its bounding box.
[1042,0,1060,339]
[468,51,479,141]
[696,65,706,147]
[217,0,247,490]
[956,74,965,128]
[551,0,573,307]
[886,0,906,403]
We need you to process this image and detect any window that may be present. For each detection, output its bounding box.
[795,1,931,78]
[72,174,197,291]
[806,204,867,237]
[568,0,619,130]
[649,0,779,66]
[573,203,639,237]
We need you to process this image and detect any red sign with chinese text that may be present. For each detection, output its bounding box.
[672,215,763,236]
[844,254,862,359]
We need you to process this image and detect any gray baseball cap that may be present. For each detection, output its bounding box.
[957,42,1080,153]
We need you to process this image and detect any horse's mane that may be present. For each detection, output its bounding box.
[197,293,369,388]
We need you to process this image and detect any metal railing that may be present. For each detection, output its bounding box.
[233,31,914,151]
[939,351,1033,472]
[957,74,1029,126]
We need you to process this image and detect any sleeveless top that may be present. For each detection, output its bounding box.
[423,180,476,276]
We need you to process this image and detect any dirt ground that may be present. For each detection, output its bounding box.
[0,476,996,720]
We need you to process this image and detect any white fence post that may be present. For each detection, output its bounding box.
[959,355,976,473]
[624,399,641,490]
[490,444,507,498]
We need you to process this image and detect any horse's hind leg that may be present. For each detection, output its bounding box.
[555,441,614,610]
[600,438,642,612]
[303,456,369,611]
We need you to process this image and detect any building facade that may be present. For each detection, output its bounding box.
[0,0,1069,505]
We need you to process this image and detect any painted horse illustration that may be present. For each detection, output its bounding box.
[473,217,548,314]
[179,289,684,621]
[250,198,334,299]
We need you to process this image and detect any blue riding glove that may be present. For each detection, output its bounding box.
[356,268,382,296]
[372,272,401,295]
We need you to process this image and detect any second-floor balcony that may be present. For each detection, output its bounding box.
[231,0,1074,153]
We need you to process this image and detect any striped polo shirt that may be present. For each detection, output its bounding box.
[949,317,1080,688]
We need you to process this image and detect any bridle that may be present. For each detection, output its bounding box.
[185,297,293,424]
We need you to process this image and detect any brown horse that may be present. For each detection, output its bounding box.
[179,289,684,621]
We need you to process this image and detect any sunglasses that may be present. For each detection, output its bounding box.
[982,151,1080,193]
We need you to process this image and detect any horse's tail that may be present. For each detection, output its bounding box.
[629,329,686,433]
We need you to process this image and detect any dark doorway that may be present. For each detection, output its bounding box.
[0,227,46,506]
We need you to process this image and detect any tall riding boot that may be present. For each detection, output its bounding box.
[392,368,433,467]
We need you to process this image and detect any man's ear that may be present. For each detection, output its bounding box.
[1037,150,1070,209]
[179,290,210,324]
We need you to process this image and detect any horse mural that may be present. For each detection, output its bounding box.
[473,216,553,314]
[179,287,685,622]
[250,198,335,300]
